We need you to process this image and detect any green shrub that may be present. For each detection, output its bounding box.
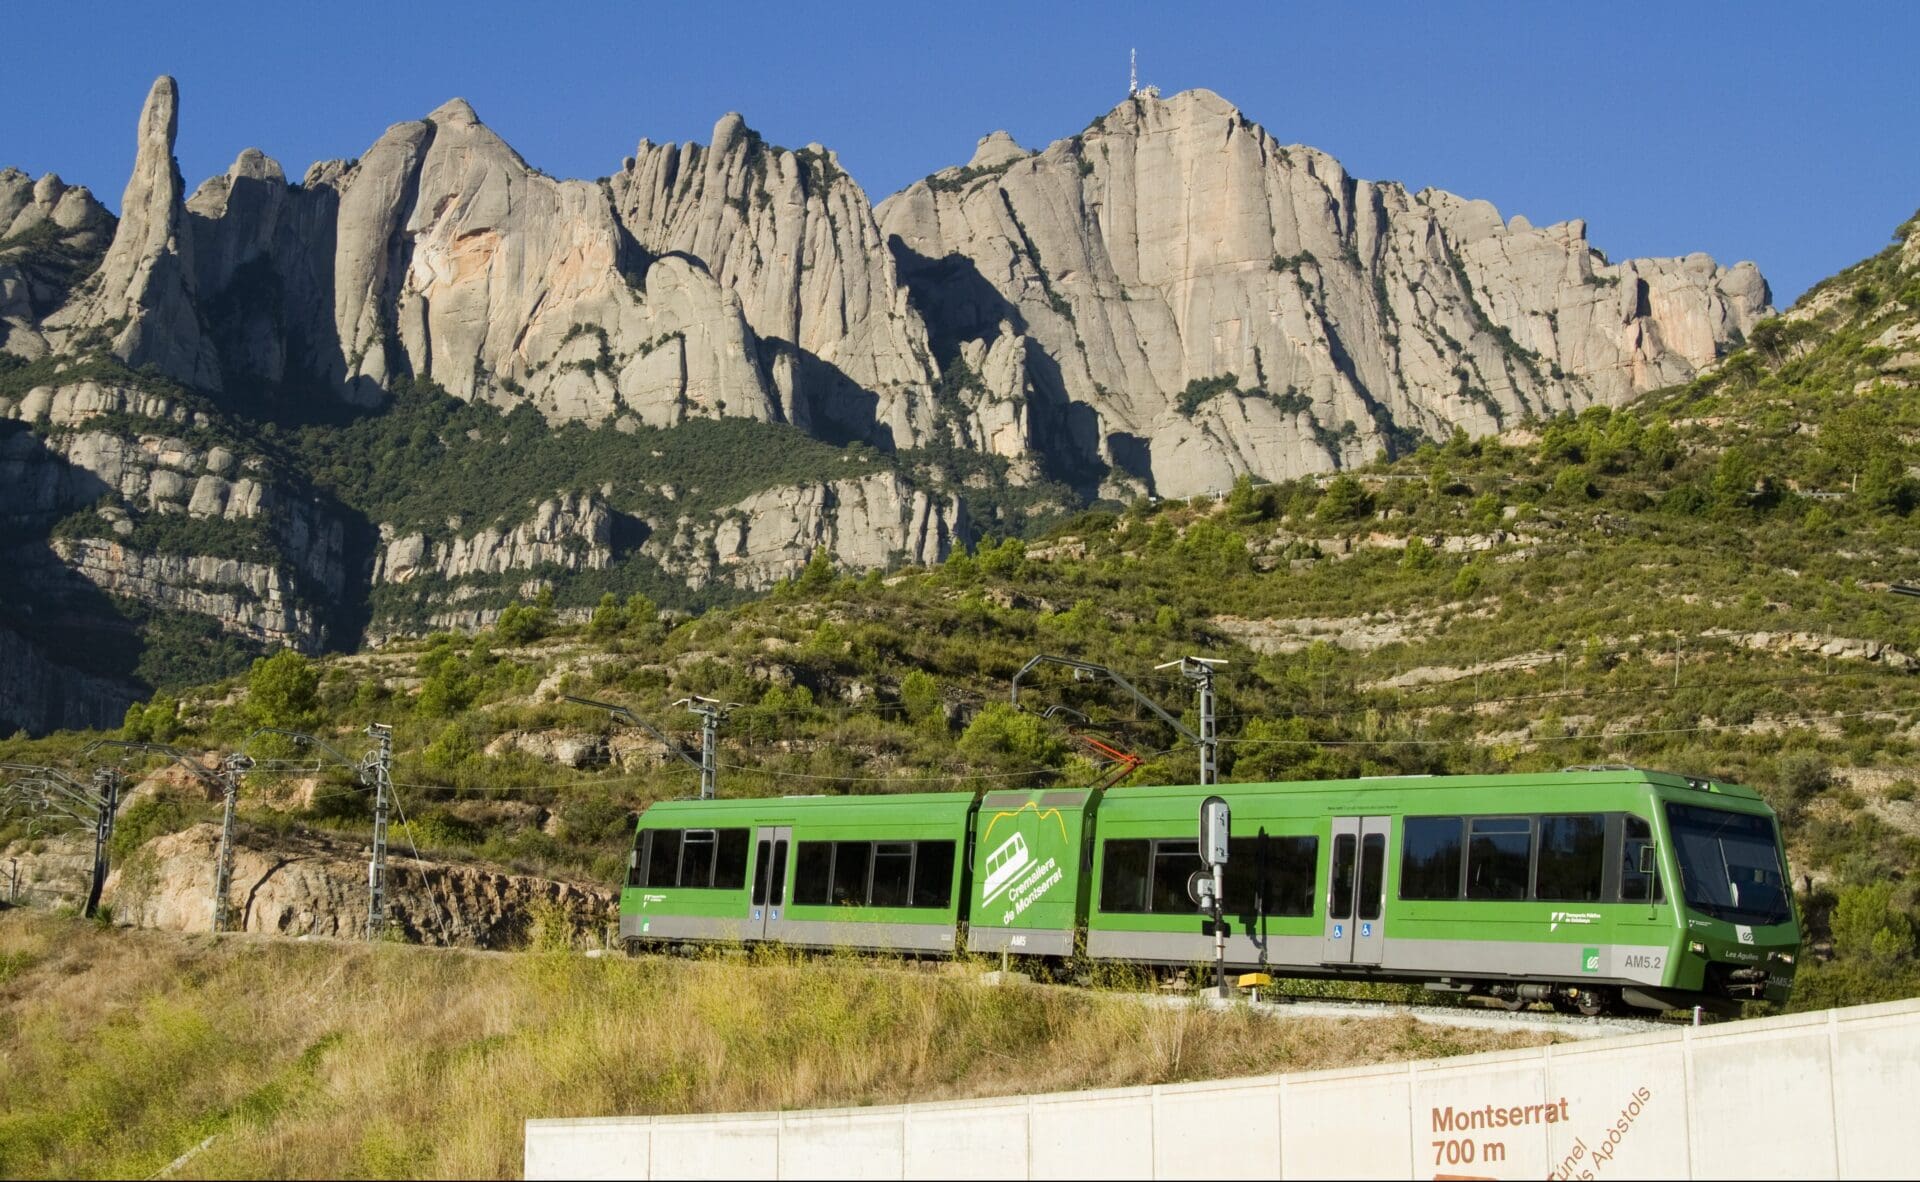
[1315,476,1373,523]
[956,702,1066,771]
[246,651,320,731]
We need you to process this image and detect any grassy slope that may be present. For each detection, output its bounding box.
[0,912,1543,1180]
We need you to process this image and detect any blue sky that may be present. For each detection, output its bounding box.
[4,1,1915,303]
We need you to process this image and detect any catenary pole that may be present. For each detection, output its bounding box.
[84,768,121,918]
[210,754,252,933]
[366,724,393,940]
[1157,657,1227,786]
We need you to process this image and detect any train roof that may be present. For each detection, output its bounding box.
[1101,768,1766,803]
[635,768,1766,814]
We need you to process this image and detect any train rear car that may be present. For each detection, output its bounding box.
[622,793,974,954]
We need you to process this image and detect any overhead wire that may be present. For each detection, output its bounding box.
[384,782,462,923]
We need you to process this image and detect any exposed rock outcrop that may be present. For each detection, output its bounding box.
[484,729,610,769]
[645,470,965,590]
[108,822,615,948]
[611,115,939,445]
[878,88,1769,496]
[43,77,221,390]
[45,538,319,647]
[0,168,114,356]
[374,492,613,584]
[183,97,779,426]
[0,377,346,655]
[0,624,135,736]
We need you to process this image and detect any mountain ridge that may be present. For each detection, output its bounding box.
[0,76,1772,732]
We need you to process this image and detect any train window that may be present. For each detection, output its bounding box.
[912,841,956,909]
[1100,839,1152,912]
[752,839,772,905]
[1467,817,1532,900]
[1619,816,1664,903]
[830,841,870,905]
[1222,835,1319,917]
[769,841,789,907]
[714,830,751,891]
[1401,817,1464,900]
[793,841,832,905]
[643,829,681,888]
[1151,841,1204,914]
[1535,815,1605,902]
[1329,834,1356,918]
[870,842,914,907]
[679,830,717,887]
[1357,833,1386,921]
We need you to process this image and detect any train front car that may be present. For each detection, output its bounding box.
[1073,769,1799,1017]
[1651,785,1799,1011]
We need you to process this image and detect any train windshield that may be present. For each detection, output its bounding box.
[1665,803,1791,927]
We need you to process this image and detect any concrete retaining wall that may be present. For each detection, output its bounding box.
[526,997,1920,1179]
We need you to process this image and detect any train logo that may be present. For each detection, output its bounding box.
[980,833,1032,906]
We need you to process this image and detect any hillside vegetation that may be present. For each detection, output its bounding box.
[6,219,1920,1010]
[0,912,1543,1179]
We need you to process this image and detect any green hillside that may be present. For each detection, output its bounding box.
[8,216,1920,1009]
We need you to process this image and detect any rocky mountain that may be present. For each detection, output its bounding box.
[879,90,1769,497]
[0,75,1767,733]
[0,168,114,355]
[610,116,941,445]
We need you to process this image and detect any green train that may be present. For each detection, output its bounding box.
[619,768,1798,1014]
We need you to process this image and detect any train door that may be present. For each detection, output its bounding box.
[748,826,791,940]
[1322,816,1390,965]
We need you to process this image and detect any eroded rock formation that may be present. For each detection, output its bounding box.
[0,75,1772,729]
[43,77,222,390]
[878,90,1770,496]
[645,471,966,590]
[611,116,939,445]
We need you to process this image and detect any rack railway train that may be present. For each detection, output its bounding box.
[619,768,1798,1015]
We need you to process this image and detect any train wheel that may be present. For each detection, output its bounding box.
[1554,988,1609,1017]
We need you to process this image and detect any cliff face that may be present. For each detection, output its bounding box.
[178,99,778,426]
[0,168,114,358]
[0,378,346,652]
[610,117,939,446]
[374,492,614,586]
[0,75,1771,731]
[0,623,134,735]
[878,89,1770,497]
[645,471,966,591]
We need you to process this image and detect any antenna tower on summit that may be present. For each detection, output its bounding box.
[1128,49,1159,100]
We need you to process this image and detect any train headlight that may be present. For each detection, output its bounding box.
[1772,951,1795,965]
[1688,941,1707,957]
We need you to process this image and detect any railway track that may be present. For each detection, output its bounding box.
[1222,994,1676,1040]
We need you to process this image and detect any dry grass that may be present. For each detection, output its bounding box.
[0,913,1549,1179]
